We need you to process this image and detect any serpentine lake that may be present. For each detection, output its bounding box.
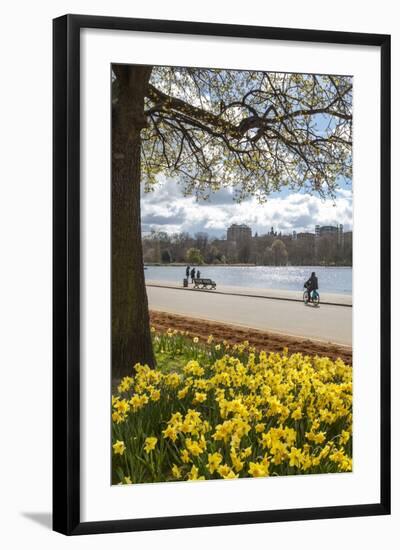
[144,265,352,295]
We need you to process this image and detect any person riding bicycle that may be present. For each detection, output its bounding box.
[304,272,318,303]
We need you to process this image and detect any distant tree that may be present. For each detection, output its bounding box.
[142,246,157,263]
[263,247,274,265]
[169,231,192,263]
[194,232,209,256]
[113,65,352,375]
[287,238,315,265]
[238,242,252,264]
[205,244,220,264]
[186,247,203,265]
[143,232,166,263]
[343,232,353,265]
[271,239,288,265]
[316,235,337,265]
[149,229,169,242]
[161,249,172,263]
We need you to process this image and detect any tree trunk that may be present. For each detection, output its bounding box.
[112,65,155,379]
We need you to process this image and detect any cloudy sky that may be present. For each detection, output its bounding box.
[141,178,352,238]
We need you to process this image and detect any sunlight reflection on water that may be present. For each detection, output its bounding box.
[144,265,352,294]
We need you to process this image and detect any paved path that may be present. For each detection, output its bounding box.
[146,284,352,346]
[146,280,352,307]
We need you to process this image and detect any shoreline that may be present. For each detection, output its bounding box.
[145,263,353,268]
[146,280,352,306]
[150,310,352,365]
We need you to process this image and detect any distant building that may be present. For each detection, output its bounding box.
[227,224,252,242]
[315,224,344,246]
[269,226,277,237]
[224,222,347,245]
[318,225,337,237]
[297,232,315,241]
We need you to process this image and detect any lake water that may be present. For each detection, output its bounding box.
[145,265,352,295]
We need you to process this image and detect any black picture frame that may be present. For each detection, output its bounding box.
[53,14,391,535]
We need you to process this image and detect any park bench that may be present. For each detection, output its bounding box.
[193,278,217,290]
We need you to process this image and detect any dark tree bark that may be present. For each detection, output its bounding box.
[112,65,155,378]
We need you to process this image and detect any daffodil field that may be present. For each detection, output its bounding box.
[112,329,352,484]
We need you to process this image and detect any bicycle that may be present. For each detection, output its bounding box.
[303,287,320,306]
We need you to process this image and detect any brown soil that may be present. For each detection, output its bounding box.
[149,310,352,365]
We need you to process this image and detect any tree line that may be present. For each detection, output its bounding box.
[142,230,352,267]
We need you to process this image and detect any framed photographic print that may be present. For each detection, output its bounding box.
[53,14,391,535]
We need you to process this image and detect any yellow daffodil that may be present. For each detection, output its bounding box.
[230,450,244,473]
[339,430,350,445]
[248,460,269,477]
[207,452,223,474]
[178,387,189,399]
[187,465,204,481]
[291,408,302,420]
[162,425,178,442]
[185,438,204,457]
[114,399,129,414]
[117,376,134,393]
[180,449,191,464]
[112,411,126,424]
[144,437,157,454]
[193,392,207,404]
[217,464,238,479]
[150,389,161,401]
[112,440,126,455]
[288,447,303,468]
[240,446,252,459]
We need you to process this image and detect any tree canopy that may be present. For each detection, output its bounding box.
[186,247,203,265]
[113,66,352,202]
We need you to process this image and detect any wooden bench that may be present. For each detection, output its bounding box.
[193,278,216,289]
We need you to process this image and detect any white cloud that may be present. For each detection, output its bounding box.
[141,179,353,237]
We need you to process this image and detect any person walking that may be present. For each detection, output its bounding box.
[190,267,196,283]
[196,269,201,279]
[186,265,190,278]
